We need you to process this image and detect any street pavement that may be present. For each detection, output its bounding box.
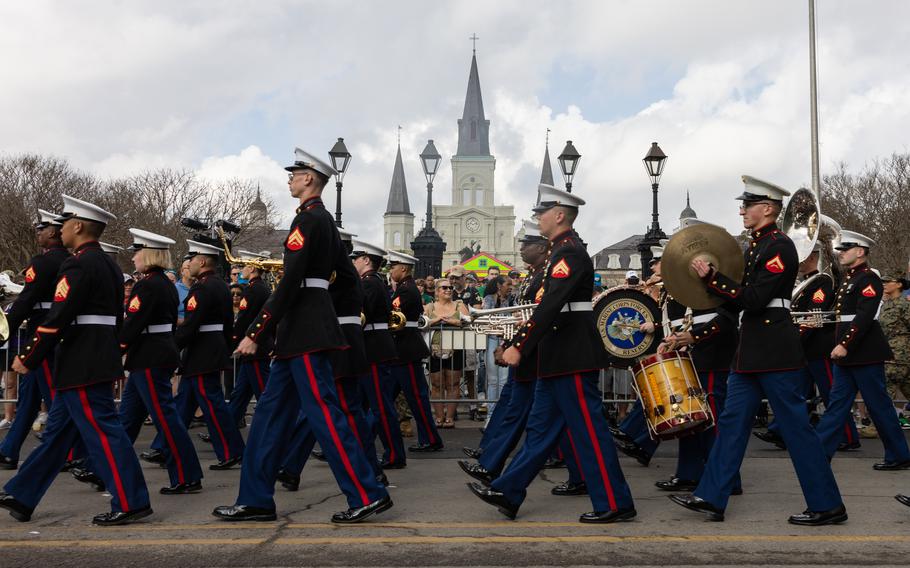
[1,419,909,566]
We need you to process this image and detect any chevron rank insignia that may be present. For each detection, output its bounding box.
[286,227,305,251]
[186,295,198,311]
[392,296,401,309]
[24,265,36,283]
[764,254,785,274]
[239,297,248,310]
[551,259,571,279]
[53,276,70,302]
[127,296,141,313]
[535,286,544,303]
[812,289,826,304]
[861,284,876,297]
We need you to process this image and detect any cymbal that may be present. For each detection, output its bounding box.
[661,224,745,309]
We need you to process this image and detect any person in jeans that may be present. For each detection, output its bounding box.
[482,276,514,425]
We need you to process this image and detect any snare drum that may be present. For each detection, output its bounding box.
[631,350,713,440]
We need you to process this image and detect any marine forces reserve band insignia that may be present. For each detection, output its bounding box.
[593,286,660,366]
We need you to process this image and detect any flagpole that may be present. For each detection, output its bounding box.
[809,0,820,197]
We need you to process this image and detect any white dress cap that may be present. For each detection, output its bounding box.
[533,184,585,212]
[186,239,223,257]
[100,242,123,254]
[835,230,875,251]
[386,250,419,266]
[128,228,176,251]
[285,147,338,178]
[36,209,63,228]
[738,176,791,202]
[55,194,117,225]
[337,227,357,242]
[350,239,386,258]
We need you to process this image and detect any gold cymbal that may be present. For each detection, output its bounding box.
[661,224,745,309]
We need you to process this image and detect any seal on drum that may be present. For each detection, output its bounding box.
[593,286,660,366]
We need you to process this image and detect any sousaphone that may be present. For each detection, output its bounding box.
[661,224,745,310]
[780,188,820,263]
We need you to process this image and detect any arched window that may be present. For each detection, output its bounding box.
[471,120,477,140]
[394,232,401,246]
[607,254,621,269]
[629,254,642,270]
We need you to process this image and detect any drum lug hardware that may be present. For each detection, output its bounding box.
[654,405,665,416]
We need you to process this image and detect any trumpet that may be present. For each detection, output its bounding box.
[461,304,537,340]
[791,310,839,328]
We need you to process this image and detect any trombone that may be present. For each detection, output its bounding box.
[460,304,537,340]
[216,227,284,290]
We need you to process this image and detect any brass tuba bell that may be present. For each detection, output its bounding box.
[389,310,407,331]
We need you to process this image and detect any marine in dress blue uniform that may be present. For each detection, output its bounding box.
[227,263,273,427]
[0,210,70,469]
[815,230,910,469]
[175,239,246,470]
[669,176,845,525]
[213,148,391,524]
[0,195,151,525]
[116,229,204,494]
[468,185,635,523]
[387,250,444,452]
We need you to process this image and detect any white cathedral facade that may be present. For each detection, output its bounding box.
[384,51,520,270]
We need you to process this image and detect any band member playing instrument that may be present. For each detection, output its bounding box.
[815,231,910,469]
[468,184,635,523]
[670,176,845,525]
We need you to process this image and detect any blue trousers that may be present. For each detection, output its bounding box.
[176,372,245,462]
[618,400,661,458]
[479,377,513,450]
[118,368,203,487]
[228,359,270,426]
[389,362,442,447]
[817,363,910,462]
[282,377,382,479]
[479,377,533,475]
[1,359,55,461]
[492,372,634,512]
[695,370,842,512]
[559,428,585,485]
[4,382,150,513]
[360,363,405,466]
[235,353,387,510]
[769,359,860,445]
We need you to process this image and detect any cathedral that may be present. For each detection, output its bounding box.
[383,49,519,270]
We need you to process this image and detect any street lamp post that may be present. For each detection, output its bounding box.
[638,141,669,279]
[557,140,581,193]
[328,137,351,227]
[419,139,441,229]
[410,139,446,278]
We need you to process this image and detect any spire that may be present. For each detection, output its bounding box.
[385,144,412,215]
[250,182,267,212]
[539,139,554,186]
[456,50,491,157]
[679,190,697,220]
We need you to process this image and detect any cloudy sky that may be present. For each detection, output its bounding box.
[2,0,909,253]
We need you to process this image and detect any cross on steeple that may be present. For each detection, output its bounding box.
[397,124,402,145]
[546,128,550,147]
[470,33,479,54]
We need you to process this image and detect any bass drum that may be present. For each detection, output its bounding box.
[593,285,661,368]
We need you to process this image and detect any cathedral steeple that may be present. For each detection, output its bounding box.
[385,143,411,215]
[456,49,491,157]
[679,190,697,220]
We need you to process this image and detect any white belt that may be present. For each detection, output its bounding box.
[560,301,593,313]
[0,342,7,350]
[198,324,223,332]
[670,313,717,328]
[839,314,879,322]
[337,316,361,326]
[404,322,419,328]
[364,323,389,331]
[141,324,173,334]
[75,315,116,326]
[36,302,52,309]
[767,298,791,309]
[299,278,330,289]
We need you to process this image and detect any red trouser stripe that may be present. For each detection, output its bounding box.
[573,374,617,511]
[408,363,437,445]
[198,375,230,460]
[145,370,185,484]
[41,360,55,400]
[564,428,585,481]
[372,364,397,464]
[707,371,718,438]
[303,354,370,506]
[252,360,265,393]
[77,388,130,511]
[335,380,365,450]
[823,358,855,443]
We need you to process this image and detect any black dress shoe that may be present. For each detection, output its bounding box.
[93,506,153,526]
[873,459,910,471]
[752,430,787,449]
[542,457,565,469]
[608,425,633,444]
[140,449,166,464]
[160,481,202,495]
[467,482,519,520]
[0,493,33,522]
[380,460,406,470]
[60,458,84,472]
[197,432,211,443]
[71,468,106,491]
[668,494,724,521]
[409,442,444,452]
[462,447,483,459]
[0,453,17,470]
[551,481,588,496]
[457,460,496,485]
[209,456,242,470]
[787,504,848,526]
[331,495,393,524]
[312,449,327,462]
[377,473,389,487]
[895,494,910,508]
[616,440,651,467]
[579,507,637,523]
[276,469,300,492]
[655,477,698,492]
[837,441,861,452]
[212,504,277,522]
